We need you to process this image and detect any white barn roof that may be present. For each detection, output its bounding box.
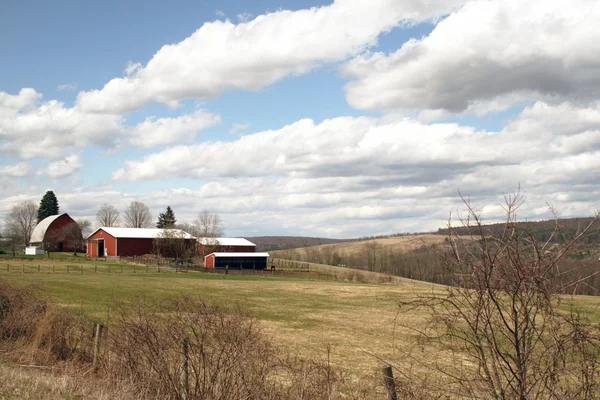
[88,227,195,240]
[197,237,256,247]
[207,252,269,257]
[30,214,63,243]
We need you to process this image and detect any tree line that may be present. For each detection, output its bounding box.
[95,203,222,237]
[1,190,222,252]
[273,233,600,295]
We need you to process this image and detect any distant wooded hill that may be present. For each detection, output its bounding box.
[437,217,600,244]
[245,236,357,251]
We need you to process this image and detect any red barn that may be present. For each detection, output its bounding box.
[30,213,83,252]
[197,237,256,257]
[87,227,195,257]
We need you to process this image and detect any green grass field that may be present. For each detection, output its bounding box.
[1,254,599,383]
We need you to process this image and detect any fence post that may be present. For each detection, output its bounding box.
[6,263,9,273]
[381,364,398,400]
[67,264,70,274]
[22,263,24,273]
[81,264,83,274]
[38,264,40,273]
[93,323,104,373]
[95,264,97,274]
[181,338,189,400]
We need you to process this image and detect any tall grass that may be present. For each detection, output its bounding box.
[0,279,353,399]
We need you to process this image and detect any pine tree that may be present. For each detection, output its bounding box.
[156,206,177,228]
[37,190,59,222]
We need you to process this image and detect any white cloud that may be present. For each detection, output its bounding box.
[113,115,499,182]
[0,88,41,115]
[75,0,464,114]
[236,12,253,22]
[39,155,83,178]
[0,89,220,159]
[0,91,123,159]
[108,101,600,235]
[229,122,251,134]
[56,83,78,92]
[0,162,30,177]
[342,0,600,113]
[124,61,142,76]
[4,0,600,237]
[129,109,221,147]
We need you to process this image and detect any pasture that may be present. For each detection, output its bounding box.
[282,234,449,255]
[0,254,440,380]
[1,254,600,395]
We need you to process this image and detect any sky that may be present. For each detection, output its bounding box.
[1,0,599,238]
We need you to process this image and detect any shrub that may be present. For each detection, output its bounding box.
[107,297,344,399]
[0,280,93,364]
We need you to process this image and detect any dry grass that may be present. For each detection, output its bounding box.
[2,255,599,399]
[0,280,358,399]
[299,234,448,255]
[0,362,138,400]
[1,268,441,384]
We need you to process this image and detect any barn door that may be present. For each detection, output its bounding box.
[98,239,105,257]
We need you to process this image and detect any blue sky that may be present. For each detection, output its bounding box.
[1,0,599,237]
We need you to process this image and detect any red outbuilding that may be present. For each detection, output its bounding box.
[87,227,195,257]
[204,252,270,269]
[30,213,83,252]
[197,237,256,257]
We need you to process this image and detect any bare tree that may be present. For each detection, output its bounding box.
[394,190,600,399]
[194,211,223,238]
[153,229,195,261]
[123,201,153,228]
[3,201,38,249]
[77,219,92,238]
[62,223,84,256]
[361,241,382,272]
[96,204,120,227]
[174,222,201,238]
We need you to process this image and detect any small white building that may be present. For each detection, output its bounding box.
[25,246,45,255]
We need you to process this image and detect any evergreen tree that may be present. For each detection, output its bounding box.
[156,206,177,228]
[37,190,59,222]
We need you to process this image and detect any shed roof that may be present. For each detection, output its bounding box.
[88,227,195,240]
[197,237,256,247]
[30,214,64,243]
[206,252,269,258]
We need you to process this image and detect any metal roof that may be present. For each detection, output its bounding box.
[30,214,64,243]
[197,237,256,247]
[87,227,195,240]
[206,252,269,258]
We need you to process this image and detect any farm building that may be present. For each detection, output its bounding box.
[204,252,270,269]
[30,213,83,253]
[87,227,196,257]
[197,237,256,257]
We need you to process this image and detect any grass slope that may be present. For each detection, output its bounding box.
[1,255,599,385]
[283,234,447,256]
[0,257,437,380]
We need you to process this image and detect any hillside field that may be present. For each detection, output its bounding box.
[1,254,599,397]
[0,256,444,382]
[277,234,448,257]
